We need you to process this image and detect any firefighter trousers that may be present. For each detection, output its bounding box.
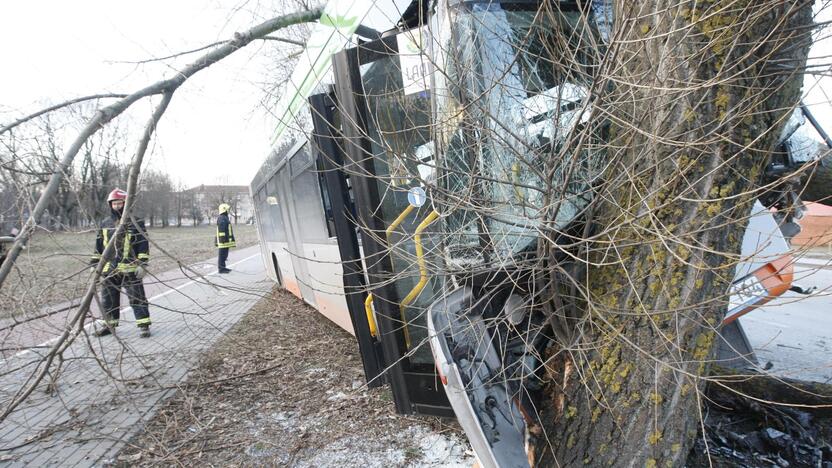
[100,271,150,327]
[218,247,229,269]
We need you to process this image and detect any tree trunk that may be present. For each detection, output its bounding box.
[802,153,832,204]
[537,2,812,466]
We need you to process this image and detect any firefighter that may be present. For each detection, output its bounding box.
[215,203,236,274]
[90,188,152,338]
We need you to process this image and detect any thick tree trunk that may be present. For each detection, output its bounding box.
[538,2,812,466]
[802,153,832,204]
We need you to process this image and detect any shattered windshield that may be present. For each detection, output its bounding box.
[432,1,600,265]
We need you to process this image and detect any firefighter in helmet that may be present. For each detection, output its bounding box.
[215,203,236,274]
[90,188,152,337]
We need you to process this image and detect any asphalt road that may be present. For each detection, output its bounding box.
[740,254,832,384]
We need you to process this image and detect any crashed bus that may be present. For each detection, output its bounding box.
[250,0,824,465]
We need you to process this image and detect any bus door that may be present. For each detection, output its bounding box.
[332,28,453,416]
[309,91,386,387]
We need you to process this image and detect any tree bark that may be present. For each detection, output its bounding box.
[538,2,813,466]
[802,153,832,204]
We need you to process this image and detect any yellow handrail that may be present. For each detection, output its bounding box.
[364,293,377,337]
[399,210,439,349]
[379,204,416,343]
[385,204,414,243]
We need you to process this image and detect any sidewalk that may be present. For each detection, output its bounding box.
[0,246,268,466]
[0,247,262,358]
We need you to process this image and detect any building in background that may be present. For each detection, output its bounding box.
[791,202,832,248]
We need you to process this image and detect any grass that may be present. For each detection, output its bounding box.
[119,287,470,466]
[1,224,258,318]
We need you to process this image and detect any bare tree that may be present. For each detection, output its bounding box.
[0,2,827,467]
[0,7,323,291]
[0,7,323,425]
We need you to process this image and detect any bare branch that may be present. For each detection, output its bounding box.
[0,6,323,291]
[0,93,128,135]
[260,35,305,46]
[108,41,227,65]
[3,90,172,422]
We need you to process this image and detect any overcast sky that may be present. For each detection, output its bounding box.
[1,1,831,189]
[0,0,407,189]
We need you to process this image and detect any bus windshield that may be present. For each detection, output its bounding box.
[432,1,600,266]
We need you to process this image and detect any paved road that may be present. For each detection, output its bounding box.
[741,255,832,384]
[0,245,268,466]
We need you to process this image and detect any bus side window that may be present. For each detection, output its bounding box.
[316,157,338,238]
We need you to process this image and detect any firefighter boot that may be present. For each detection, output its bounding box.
[139,325,151,338]
[94,320,117,337]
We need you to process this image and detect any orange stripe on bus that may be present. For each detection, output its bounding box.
[722,254,794,324]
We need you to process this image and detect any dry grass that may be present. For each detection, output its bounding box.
[117,287,471,467]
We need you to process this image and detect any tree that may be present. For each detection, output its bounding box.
[0,1,822,464]
[535,2,813,466]
[0,6,324,422]
[0,102,133,229]
[136,169,175,227]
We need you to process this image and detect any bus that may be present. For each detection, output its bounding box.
[250,1,818,464]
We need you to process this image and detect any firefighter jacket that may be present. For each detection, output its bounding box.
[90,215,149,273]
[216,212,236,249]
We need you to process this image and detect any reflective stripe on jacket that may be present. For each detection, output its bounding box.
[91,215,149,273]
[216,213,236,248]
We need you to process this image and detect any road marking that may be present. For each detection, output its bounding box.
[9,252,262,360]
[148,252,260,302]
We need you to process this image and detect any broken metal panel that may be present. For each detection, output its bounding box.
[716,319,760,369]
[428,286,530,468]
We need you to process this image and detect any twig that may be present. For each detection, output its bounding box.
[0,6,323,291]
[108,41,227,65]
[260,35,305,46]
[0,94,128,135]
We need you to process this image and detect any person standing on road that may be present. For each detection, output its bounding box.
[216,203,236,274]
[90,188,152,338]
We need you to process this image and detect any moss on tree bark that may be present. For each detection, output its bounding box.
[536,2,813,466]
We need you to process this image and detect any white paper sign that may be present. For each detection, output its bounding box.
[397,29,430,96]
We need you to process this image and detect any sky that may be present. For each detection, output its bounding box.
[803,3,832,140]
[0,0,408,188]
[1,1,831,188]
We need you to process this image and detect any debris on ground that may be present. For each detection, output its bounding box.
[688,369,832,467]
[117,287,473,467]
